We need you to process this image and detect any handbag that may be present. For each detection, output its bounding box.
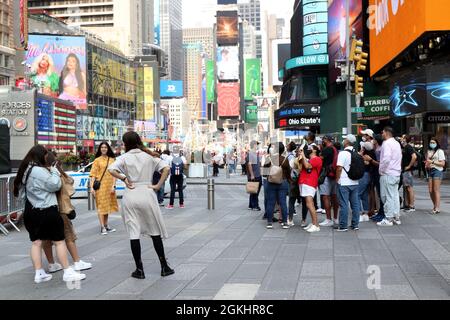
[246,181,259,194]
[268,155,287,185]
[67,210,76,220]
[318,167,328,185]
[93,158,110,191]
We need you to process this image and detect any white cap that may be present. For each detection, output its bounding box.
[361,129,374,138]
[343,134,357,144]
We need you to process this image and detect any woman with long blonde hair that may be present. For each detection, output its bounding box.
[30,53,60,97]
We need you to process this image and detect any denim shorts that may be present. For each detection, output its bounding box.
[429,169,443,180]
[402,171,414,187]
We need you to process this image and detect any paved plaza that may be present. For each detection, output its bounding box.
[1,175,450,300]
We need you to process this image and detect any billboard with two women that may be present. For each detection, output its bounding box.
[26,35,87,110]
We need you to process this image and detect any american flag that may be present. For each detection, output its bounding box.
[37,98,77,151]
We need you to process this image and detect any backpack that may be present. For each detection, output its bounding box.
[412,150,422,171]
[268,155,287,184]
[344,150,365,180]
[171,156,184,176]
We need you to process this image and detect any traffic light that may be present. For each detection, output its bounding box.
[356,51,368,71]
[354,75,364,94]
[349,39,363,62]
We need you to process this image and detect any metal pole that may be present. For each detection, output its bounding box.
[207,178,215,210]
[345,0,352,135]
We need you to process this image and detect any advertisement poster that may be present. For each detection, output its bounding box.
[328,0,363,83]
[244,59,262,100]
[134,121,157,139]
[160,80,183,98]
[217,11,239,45]
[303,0,328,56]
[206,60,216,102]
[20,0,28,48]
[217,46,239,81]
[154,0,161,46]
[144,67,154,121]
[27,35,87,110]
[217,82,240,117]
[246,105,258,124]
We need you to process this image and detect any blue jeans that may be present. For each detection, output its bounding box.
[373,172,385,217]
[266,179,289,224]
[338,184,361,229]
[156,184,165,203]
[248,176,262,209]
[358,171,371,212]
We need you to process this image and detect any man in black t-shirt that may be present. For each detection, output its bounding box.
[318,135,339,227]
[401,135,417,212]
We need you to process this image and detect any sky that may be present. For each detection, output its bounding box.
[182,0,295,29]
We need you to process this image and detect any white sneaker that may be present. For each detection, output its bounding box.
[359,214,370,222]
[377,219,394,227]
[319,219,334,227]
[48,263,63,273]
[74,260,92,271]
[393,218,402,225]
[63,267,86,282]
[303,223,313,230]
[288,219,295,227]
[306,225,320,233]
[34,272,52,284]
[333,219,339,225]
[317,208,324,214]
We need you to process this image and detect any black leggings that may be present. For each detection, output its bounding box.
[130,236,166,270]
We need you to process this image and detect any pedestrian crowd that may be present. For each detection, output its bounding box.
[245,127,447,233]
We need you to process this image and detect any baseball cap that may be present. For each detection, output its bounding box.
[361,129,374,138]
[343,134,357,144]
[323,134,334,142]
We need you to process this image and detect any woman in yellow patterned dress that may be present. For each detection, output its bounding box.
[90,142,119,235]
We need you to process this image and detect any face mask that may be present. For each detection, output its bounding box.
[401,141,407,147]
[362,137,367,142]
[363,141,374,151]
[429,143,437,150]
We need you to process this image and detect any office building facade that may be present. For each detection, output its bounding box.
[0,0,15,85]
[160,0,183,80]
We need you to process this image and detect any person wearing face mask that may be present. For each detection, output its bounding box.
[358,129,377,222]
[425,138,446,214]
[400,135,417,213]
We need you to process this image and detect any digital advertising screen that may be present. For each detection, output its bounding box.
[206,60,216,102]
[302,0,328,56]
[217,82,240,117]
[369,0,450,76]
[218,0,237,4]
[246,105,258,124]
[328,0,363,83]
[160,80,183,98]
[217,11,239,46]
[244,59,262,100]
[217,46,239,81]
[27,35,87,110]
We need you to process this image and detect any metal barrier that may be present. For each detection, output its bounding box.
[0,174,23,236]
[87,184,96,211]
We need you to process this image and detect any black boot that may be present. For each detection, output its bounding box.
[131,268,145,279]
[159,257,174,277]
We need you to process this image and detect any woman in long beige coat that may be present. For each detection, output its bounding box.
[90,142,118,235]
[108,132,174,280]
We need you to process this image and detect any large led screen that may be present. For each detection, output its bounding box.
[217,82,240,117]
[217,11,239,45]
[27,35,87,110]
[217,46,239,81]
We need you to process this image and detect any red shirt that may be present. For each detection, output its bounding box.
[299,156,323,188]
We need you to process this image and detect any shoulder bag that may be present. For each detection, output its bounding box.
[93,158,110,191]
[268,155,287,185]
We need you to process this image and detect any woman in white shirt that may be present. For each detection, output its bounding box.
[425,137,446,214]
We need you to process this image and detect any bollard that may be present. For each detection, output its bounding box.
[87,185,96,211]
[207,179,215,210]
[226,164,230,179]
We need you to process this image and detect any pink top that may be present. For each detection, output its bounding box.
[379,137,402,177]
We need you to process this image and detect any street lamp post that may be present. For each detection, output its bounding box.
[345,0,352,135]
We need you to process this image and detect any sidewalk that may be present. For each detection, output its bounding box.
[0,180,450,300]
